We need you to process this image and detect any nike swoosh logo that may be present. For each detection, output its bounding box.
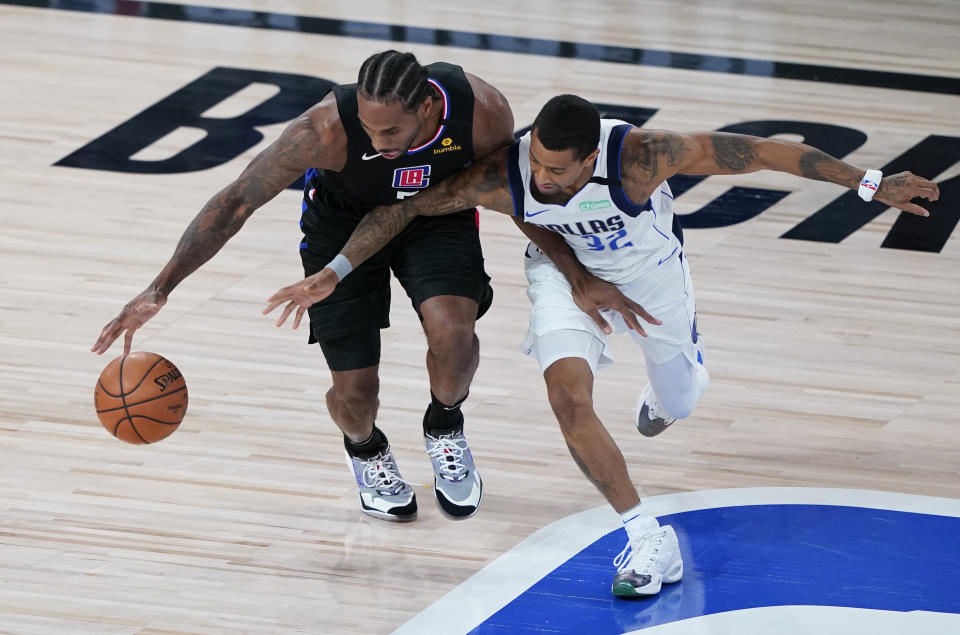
[441,480,482,506]
[361,152,381,161]
[525,209,551,217]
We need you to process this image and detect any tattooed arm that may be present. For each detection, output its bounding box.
[92,101,341,354]
[619,129,939,216]
[261,148,515,327]
[338,148,516,266]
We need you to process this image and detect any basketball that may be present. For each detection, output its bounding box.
[94,351,188,444]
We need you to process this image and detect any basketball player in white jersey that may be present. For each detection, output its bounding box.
[264,95,939,597]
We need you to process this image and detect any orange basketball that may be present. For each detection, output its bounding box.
[94,351,188,444]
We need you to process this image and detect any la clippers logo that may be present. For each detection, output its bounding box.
[393,165,431,189]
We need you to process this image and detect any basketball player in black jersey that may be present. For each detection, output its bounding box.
[92,51,634,523]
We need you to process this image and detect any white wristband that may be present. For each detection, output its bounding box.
[324,254,353,281]
[858,169,883,202]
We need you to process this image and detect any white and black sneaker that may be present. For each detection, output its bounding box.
[345,447,417,522]
[636,383,677,437]
[424,427,482,520]
[611,525,684,597]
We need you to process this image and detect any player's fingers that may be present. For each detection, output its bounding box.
[92,322,119,354]
[275,301,296,327]
[123,328,135,356]
[293,306,306,330]
[585,308,612,335]
[899,202,930,217]
[265,285,295,305]
[627,300,662,326]
[262,296,287,315]
[616,303,643,332]
[917,182,939,200]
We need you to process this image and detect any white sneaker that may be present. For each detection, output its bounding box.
[424,428,482,519]
[345,447,417,522]
[636,383,676,437]
[611,525,684,597]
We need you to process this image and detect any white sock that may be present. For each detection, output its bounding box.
[620,502,659,540]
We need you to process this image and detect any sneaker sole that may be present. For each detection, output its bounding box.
[359,496,418,522]
[359,505,418,523]
[612,564,683,598]
[434,478,482,520]
[636,402,676,438]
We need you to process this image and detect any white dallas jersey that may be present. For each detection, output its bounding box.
[507,119,683,284]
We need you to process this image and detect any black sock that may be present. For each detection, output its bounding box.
[424,391,467,436]
[344,425,388,459]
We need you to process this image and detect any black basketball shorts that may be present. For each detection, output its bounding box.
[299,202,493,371]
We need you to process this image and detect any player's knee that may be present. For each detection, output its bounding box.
[327,377,379,411]
[547,382,594,429]
[657,391,699,420]
[425,321,477,360]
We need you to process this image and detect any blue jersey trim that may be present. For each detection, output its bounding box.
[607,124,653,218]
[506,140,525,218]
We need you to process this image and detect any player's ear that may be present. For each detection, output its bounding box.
[584,147,600,165]
[418,95,434,118]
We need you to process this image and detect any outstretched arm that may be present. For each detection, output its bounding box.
[620,129,940,216]
[92,108,335,355]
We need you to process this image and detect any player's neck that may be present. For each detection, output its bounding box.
[411,99,444,149]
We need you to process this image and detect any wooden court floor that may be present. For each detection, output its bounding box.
[1,1,958,633]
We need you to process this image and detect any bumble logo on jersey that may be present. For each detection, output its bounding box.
[434,136,462,154]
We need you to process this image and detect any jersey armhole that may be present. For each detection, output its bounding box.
[608,124,654,218]
[506,139,525,218]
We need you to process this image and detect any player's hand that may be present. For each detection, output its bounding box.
[262,268,339,329]
[874,171,939,216]
[91,288,167,356]
[571,275,661,337]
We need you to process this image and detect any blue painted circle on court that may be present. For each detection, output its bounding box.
[471,504,960,633]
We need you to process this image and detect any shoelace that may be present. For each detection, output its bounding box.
[647,397,674,423]
[613,529,666,574]
[357,452,409,494]
[425,433,469,482]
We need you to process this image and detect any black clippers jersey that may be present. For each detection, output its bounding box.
[305,62,476,223]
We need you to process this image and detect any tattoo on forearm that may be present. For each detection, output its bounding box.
[798,148,859,187]
[711,134,758,171]
[156,185,253,294]
[340,206,415,265]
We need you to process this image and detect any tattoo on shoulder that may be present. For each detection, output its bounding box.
[711,134,758,171]
[622,132,686,182]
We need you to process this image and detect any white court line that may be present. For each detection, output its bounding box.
[392,487,960,635]
[625,605,960,635]
[627,606,960,635]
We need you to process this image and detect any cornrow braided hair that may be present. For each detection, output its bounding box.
[357,50,432,111]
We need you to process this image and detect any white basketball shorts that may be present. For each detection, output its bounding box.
[520,243,699,373]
